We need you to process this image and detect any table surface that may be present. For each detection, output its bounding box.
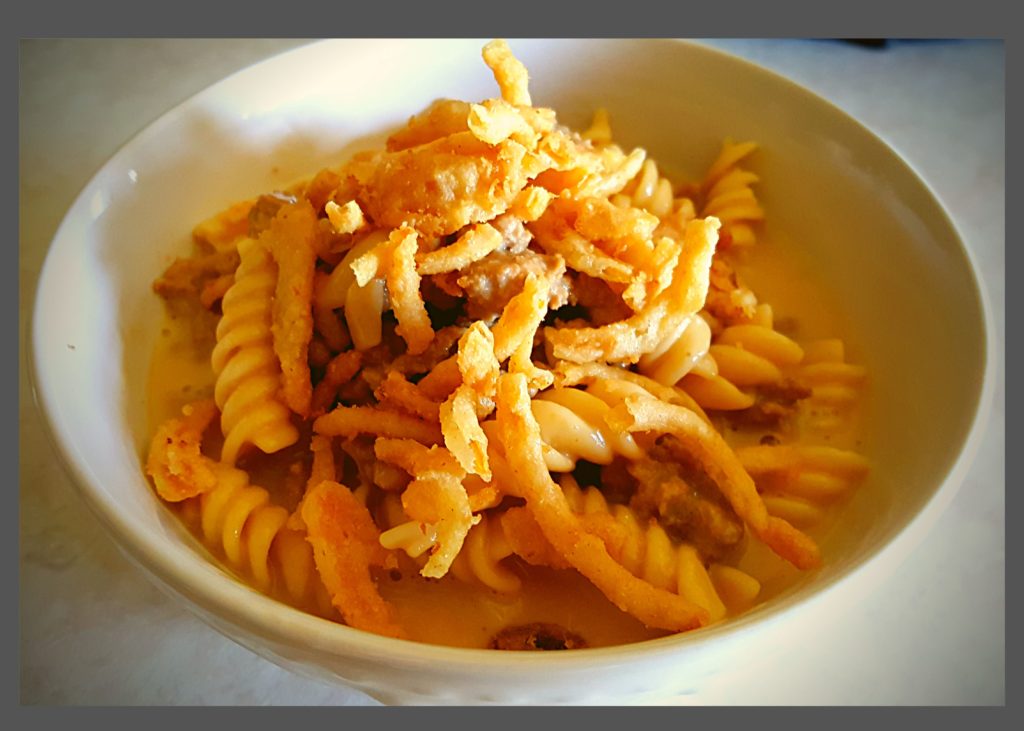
[19,38,1005,706]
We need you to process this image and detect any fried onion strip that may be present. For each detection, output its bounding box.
[375,371,442,421]
[492,272,554,362]
[495,372,708,631]
[310,350,363,418]
[417,223,503,275]
[482,39,531,106]
[146,400,219,502]
[301,480,405,638]
[267,200,320,417]
[543,217,719,364]
[313,405,443,445]
[374,439,475,579]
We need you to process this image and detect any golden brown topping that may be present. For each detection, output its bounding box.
[347,132,544,238]
[301,480,405,638]
[266,200,321,418]
[146,400,219,502]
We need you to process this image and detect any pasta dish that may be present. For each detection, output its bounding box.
[144,40,868,650]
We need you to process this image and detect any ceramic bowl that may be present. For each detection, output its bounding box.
[30,39,994,704]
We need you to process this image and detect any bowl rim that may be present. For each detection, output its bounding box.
[28,37,998,677]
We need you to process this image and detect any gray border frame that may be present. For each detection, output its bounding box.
[12,1,1011,720]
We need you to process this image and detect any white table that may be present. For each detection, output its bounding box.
[19,39,1004,705]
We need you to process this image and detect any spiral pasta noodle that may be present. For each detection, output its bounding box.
[585,109,697,240]
[735,443,870,528]
[797,338,868,430]
[637,313,714,388]
[653,311,866,466]
[560,478,760,622]
[680,317,805,411]
[315,229,388,351]
[378,491,522,594]
[448,512,522,594]
[377,491,438,563]
[189,461,333,616]
[700,139,764,247]
[211,236,299,464]
[530,384,645,471]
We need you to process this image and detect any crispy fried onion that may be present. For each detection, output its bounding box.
[482,39,531,107]
[544,216,719,364]
[440,322,501,480]
[375,371,443,422]
[491,270,557,391]
[416,222,504,276]
[313,404,442,445]
[351,225,434,355]
[146,399,220,502]
[267,199,322,418]
[301,480,405,638]
[346,133,545,239]
[374,438,478,579]
[286,434,337,531]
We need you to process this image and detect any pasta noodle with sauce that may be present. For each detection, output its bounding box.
[212,237,299,464]
[143,40,869,650]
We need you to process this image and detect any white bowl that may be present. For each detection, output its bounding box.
[30,39,995,705]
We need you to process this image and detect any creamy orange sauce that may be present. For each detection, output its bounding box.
[146,306,217,431]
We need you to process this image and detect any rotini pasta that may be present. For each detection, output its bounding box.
[700,139,764,248]
[560,477,758,623]
[679,315,805,411]
[530,386,644,471]
[179,461,334,616]
[211,236,299,464]
[377,491,439,562]
[448,512,522,594]
[797,338,868,431]
[591,109,697,239]
[145,40,869,650]
[314,229,388,352]
[736,444,870,507]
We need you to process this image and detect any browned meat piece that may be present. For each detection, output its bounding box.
[569,272,632,326]
[759,379,813,403]
[719,379,812,430]
[596,457,635,505]
[457,249,570,321]
[490,212,532,254]
[247,192,298,237]
[152,248,240,308]
[489,623,588,651]
[627,441,745,564]
[719,402,790,430]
